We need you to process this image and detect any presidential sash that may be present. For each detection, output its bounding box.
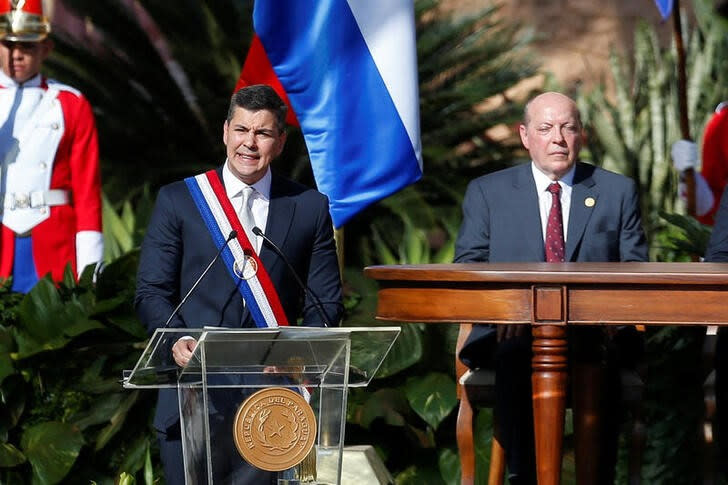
[185,170,289,328]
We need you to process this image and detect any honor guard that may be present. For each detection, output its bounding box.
[0,0,102,292]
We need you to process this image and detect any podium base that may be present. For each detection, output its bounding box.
[316,445,393,485]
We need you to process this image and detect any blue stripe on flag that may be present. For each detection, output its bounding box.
[253,0,422,227]
[654,0,674,19]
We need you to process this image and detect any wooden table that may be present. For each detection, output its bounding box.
[363,262,728,485]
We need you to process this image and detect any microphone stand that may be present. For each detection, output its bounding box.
[252,226,335,327]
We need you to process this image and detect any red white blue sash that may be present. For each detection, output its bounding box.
[184,170,289,328]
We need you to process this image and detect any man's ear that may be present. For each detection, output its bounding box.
[519,124,529,150]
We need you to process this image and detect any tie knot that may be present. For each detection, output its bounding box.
[547,182,561,195]
[241,185,255,202]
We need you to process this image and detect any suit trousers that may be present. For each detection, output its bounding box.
[493,327,634,485]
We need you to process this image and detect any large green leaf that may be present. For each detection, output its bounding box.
[116,436,149,481]
[0,352,14,388]
[13,280,104,358]
[144,444,154,485]
[437,447,460,485]
[357,388,410,429]
[0,325,15,385]
[0,377,26,429]
[404,372,457,430]
[16,279,64,341]
[105,315,147,340]
[342,268,424,377]
[21,422,83,485]
[72,393,124,430]
[0,442,26,467]
[118,472,136,485]
[95,391,140,450]
[369,323,423,379]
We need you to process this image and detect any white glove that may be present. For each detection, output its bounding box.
[671,139,698,171]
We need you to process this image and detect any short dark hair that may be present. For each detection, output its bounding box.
[227,85,288,132]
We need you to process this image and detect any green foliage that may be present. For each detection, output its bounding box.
[577,4,728,483]
[577,10,728,259]
[0,253,156,484]
[404,373,457,430]
[44,0,255,199]
[656,212,713,260]
[102,186,155,263]
[22,422,84,485]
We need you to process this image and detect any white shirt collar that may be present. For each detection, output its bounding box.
[530,162,576,193]
[0,71,43,89]
[222,161,272,201]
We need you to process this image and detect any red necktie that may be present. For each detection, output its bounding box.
[545,182,565,262]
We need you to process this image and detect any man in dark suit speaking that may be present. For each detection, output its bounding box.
[135,85,343,484]
[455,92,647,484]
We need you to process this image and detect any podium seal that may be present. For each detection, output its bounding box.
[233,387,317,472]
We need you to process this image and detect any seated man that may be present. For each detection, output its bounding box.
[455,92,647,484]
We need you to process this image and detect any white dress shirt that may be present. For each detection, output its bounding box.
[222,161,271,249]
[531,162,575,242]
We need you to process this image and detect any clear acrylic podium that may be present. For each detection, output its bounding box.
[123,326,400,484]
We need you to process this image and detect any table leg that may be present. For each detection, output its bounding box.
[532,324,568,485]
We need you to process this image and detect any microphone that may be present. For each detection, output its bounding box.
[163,230,237,328]
[252,226,334,327]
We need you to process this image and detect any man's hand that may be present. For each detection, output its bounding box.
[172,338,197,367]
[671,139,698,171]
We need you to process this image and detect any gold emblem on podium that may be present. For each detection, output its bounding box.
[233,387,317,472]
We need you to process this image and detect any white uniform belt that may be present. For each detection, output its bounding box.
[3,190,70,210]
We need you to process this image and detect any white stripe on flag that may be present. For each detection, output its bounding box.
[347,0,422,169]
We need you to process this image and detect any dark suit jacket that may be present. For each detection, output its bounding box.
[455,162,648,367]
[135,166,343,431]
[706,186,728,262]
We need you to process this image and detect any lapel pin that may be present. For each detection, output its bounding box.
[584,197,596,208]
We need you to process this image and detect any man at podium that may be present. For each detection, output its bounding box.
[135,85,343,484]
[455,92,647,484]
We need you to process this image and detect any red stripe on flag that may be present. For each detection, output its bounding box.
[204,170,290,326]
[236,35,299,126]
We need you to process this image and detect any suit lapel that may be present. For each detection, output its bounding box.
[259,174,295,275]
[514,164,546,261]
[566,163,597,261]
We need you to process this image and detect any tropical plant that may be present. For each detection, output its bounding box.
[577,2,728,482]
[0,253,155,484]
[44,0,256,200]
[576,0,728,259]
[102,186,155,263]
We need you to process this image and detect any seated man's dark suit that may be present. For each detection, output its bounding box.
[135,166,343,484]
[455,161,647,484]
